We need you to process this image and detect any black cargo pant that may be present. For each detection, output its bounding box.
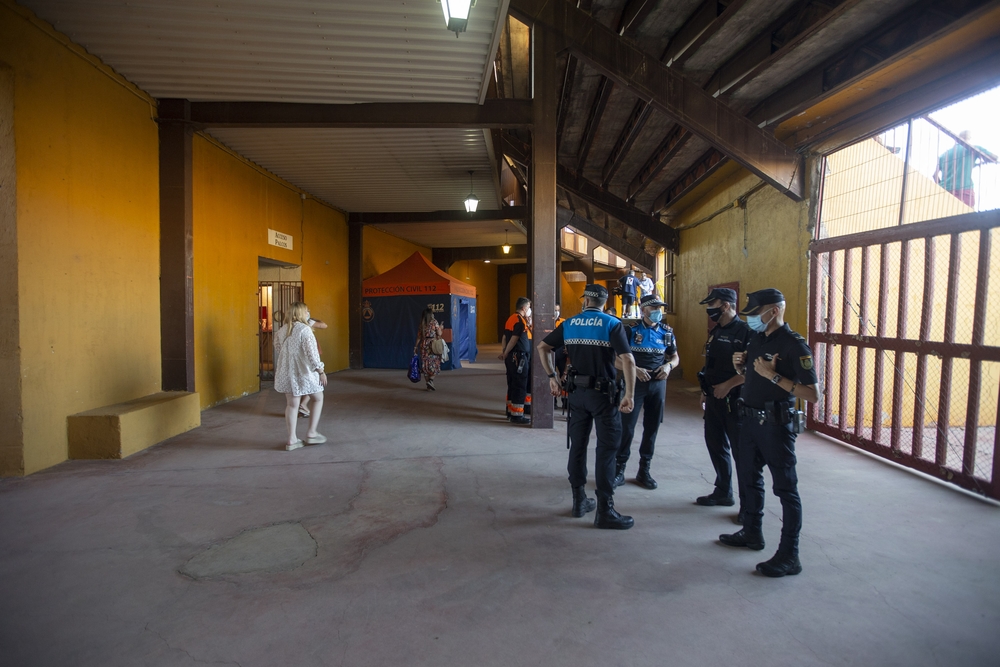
[617,378,665,465]
[737,417,801,552]
[704,393,744,507]
[567,387,621,499]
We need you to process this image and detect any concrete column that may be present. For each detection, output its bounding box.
[348,223,363,369]
[0,64,23,476]
[530,26,558,430]
[158,99,195,393]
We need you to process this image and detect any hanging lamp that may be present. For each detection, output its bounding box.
[464,170,479,213]
[502,228,511,254]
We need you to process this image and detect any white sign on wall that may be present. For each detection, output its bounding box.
[268,229,293,250]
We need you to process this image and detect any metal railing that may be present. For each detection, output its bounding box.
[808,211,1000,499]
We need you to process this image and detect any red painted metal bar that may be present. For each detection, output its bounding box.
[854,246,871,438]
[822,251,837,426]
[839,249,854,431]
[963,229,991,476]
[811,210,1000,253]
[809,333,1000,362]
[811,421,992,499]
[890,240,910,453]
[872,244,890,445]
[993,381,1000,498]
[809,247,823,424]
[912,237,936,459]
[935,233,962,467]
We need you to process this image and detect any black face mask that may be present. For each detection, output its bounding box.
[707,307,723,322]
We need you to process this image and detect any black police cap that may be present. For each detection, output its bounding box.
[740,288,785,315]
[639,294,665,308]
[582,284,608,299]
[699,287,737,305]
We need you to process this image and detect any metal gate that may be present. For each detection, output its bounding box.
[258,281,303,379]
[808,211,1000,499]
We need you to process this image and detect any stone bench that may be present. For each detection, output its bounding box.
[68,391,200,459]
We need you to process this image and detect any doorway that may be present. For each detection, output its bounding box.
[258,258,303,380]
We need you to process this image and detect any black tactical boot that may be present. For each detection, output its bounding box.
[696,490,735,506]
[571,486,596,518]
[756,550,802,577]
[718,528,765,550]
[635,458,657,489]
[594,495,634,530]
[612,462,627,488]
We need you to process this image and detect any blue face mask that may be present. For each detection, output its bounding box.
[647,310,663,323]
[747,311,772,333]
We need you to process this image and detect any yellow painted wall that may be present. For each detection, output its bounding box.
[509,273,527,314]
[363,227,430,279]
[561,274,586,318]
[192,136,348,408]
[2,4,162,474]
[673,170,811,381]
[447,260,497,345]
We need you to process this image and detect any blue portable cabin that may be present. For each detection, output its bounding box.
[361,252,478,369]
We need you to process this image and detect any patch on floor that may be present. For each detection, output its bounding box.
[179,522,317,579]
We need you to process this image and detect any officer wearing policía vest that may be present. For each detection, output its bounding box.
[719,288,821,578]
[695,287,752,521]
[613,293,679,491]
[537,284,637,529]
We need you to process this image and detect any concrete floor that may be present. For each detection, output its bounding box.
[2,346,999,667]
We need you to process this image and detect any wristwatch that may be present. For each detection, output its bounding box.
[547,372,557,379]
[771,373,782,384]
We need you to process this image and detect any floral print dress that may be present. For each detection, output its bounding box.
[416,319,444,380]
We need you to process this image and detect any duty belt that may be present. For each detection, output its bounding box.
[737,400,794,425]
[570,374,615,391]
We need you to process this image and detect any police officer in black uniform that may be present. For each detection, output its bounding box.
[537,284,638,529]
[695,288,751,520]
[719,289,821,577]
[613,293,679,490]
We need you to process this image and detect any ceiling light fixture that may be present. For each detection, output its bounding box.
[502,228,511,255]
[464,170,479,213]
[440,0,474,37]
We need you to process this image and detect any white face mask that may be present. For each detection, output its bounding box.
[524,307,532,319]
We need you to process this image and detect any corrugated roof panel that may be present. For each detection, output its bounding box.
[21,0,501,103]
[208,127,501,212]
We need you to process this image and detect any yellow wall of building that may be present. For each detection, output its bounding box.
[509,273,527,314]
[447,260,497,346]
[561,274,586,318]
[362,227,430,279]
[192,136,348,408]
[2,3,162,474]
[673,171,811,381]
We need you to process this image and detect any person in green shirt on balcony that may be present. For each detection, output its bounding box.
[935,130,997,208]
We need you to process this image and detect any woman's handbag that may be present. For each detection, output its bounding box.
[407,354,421,382]
[440,342,450,362]
[430,338,446,355]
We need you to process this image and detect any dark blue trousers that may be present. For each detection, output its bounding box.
[737,418,801,552]
[617,378,665,464]
[704,394,744,508]
[567,387,621,499]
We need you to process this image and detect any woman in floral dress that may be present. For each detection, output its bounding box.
[274,301,327,450]
[415,308,444,391]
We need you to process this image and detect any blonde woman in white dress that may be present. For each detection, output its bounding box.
[274,301,327,450]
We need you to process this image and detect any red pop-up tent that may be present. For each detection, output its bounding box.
[362,252,477,369]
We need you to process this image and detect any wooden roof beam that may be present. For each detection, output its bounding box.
[557,207,655,272]
[348,208,528,225]
[557,164,679,253]
[183,99,533,129]
[509,0,804,201]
